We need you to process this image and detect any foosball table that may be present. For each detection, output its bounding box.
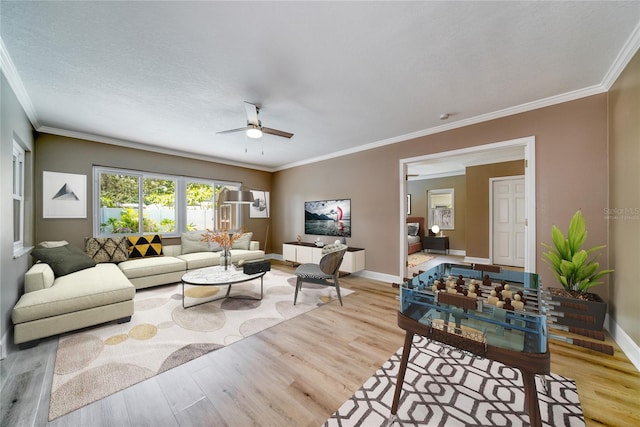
[391,263,550,426]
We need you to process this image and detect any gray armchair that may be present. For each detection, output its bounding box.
[294,244,347,306]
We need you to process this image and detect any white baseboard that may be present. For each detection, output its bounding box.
[355,270,400,284]
[447,249,466,257]
[606,314,640,372]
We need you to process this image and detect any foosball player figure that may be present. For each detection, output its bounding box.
[503,297,514,311]
[512,293,525,311]
[483,274,492,288]
[502,283,513,299]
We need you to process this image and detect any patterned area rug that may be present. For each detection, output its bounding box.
[325,335,584,427]
[49,269,350,420]
[407,252,435,268]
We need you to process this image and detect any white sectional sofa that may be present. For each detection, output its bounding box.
[12,233,265,346]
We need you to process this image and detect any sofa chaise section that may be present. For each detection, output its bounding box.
[12,263,135,346]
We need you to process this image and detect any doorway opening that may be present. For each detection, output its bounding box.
[399,136,536,281]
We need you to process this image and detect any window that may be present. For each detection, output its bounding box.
[95,167,241,237]
[13,142,25,254]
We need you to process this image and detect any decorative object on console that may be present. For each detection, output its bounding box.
[542,209,613,332]
[42,171,87,218]
[127,234,163,258]
[305,199,351,237]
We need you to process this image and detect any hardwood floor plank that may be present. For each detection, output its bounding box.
[123,377,178,426]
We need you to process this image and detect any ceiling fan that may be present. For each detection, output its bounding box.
[217,101,294,139]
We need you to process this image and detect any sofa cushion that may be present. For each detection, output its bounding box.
[12,264,135,324]
[176,252,220,270]
[180,231,217,254]
[127,234,163,258]
[85,236,129,263]
[232,232,253,250]
[24,263,56,292]
[31,244,97,277]
[118,256,186,279]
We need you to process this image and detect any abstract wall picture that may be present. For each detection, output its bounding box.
[43,171,87,218]
[249,190,269,218]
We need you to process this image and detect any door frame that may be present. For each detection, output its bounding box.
[399,136,536,280]
[489,175,526,267]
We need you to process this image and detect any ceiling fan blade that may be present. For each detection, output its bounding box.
[244,101,259,126]
[262,127,294,139]
[216,127,248,135]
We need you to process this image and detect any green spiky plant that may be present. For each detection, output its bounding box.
[542,210,613,294]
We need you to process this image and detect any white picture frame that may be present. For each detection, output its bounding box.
[427,188,454,230]
[249,190,269,218]
[43,171,87,218]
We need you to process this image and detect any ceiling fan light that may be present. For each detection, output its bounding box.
[246,125,262,139]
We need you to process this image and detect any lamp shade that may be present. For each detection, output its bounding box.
[223,190,254,204]
[431,225,440,235]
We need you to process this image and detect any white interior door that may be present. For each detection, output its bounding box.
[491,177,525,267]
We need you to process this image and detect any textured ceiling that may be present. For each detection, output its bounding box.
[1,1,639,171]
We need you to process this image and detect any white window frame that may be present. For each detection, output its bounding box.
[13,142,25,255]
[93,167,242,237]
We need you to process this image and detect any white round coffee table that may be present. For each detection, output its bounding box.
[181,265,266,308]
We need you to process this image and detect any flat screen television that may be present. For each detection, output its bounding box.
[304,199,351,237]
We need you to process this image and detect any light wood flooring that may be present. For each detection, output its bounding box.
[1,261,639,426]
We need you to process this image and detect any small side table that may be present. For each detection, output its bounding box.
[423,236,449,254]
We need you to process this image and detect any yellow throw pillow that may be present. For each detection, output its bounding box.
[127,234,163,259]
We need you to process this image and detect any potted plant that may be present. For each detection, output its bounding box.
[542,210,613,331]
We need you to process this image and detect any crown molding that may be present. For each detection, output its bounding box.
[602,21,640,90]
[37,126,275,173]
[276,84,606,171]
[0,36,40,128]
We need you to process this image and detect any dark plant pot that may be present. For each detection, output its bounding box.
[550,292,607,331]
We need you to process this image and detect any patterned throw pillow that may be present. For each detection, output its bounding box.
[85,237,129,263]
[127,234,163,259]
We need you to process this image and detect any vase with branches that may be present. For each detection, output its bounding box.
[201,228,243,270]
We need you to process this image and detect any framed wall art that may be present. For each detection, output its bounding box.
[43,171,87,218]
[427,188,454,230]
[249,190,269,218]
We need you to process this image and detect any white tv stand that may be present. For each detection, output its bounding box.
[282,242,365,274]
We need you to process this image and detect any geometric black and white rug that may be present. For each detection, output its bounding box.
[324,335,584,427]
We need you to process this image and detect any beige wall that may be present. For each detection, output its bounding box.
[34,135,274,252]
[273,94,610,297]
[608,49,640,346]
[407,175,466,251]
[1,72,35,344]
[466,160,525,258]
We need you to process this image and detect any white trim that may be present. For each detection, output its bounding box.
[38,126,275,173]
[279,88,601,171]
[356,270,401,285]
[0,37,40,128]
[400,136,536,279]
[607,314,640,372]
[602,22,640,90]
